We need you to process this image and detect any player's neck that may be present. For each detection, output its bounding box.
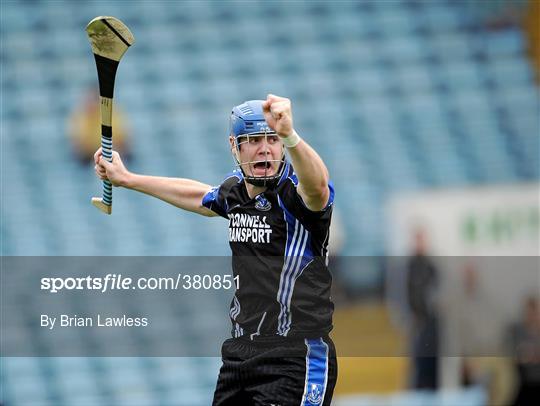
[244,181,266,199]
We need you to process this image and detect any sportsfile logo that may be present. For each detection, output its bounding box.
[40,274,238,293]
[228,213,272,243]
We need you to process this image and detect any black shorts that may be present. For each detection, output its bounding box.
[212,335,338,406]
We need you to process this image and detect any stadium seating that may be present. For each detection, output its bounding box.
[1,1,537,404]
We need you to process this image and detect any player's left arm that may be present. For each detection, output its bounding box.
[262,94,330,212]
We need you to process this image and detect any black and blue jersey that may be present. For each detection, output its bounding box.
[202,162,335,340]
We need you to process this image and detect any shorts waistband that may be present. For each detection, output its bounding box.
[235,333,330,346]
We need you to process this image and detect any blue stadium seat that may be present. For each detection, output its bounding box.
[484,29,526,57]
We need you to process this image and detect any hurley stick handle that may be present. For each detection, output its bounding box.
[86,16,134,215]
[92,114,114,214]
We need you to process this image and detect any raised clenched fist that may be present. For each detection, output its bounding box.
[262,94,294,138]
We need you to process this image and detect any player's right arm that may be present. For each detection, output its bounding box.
[94,148,218,217]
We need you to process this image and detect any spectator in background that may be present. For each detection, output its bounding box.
[510,295,540,405]
[456,261,517,405]
[524,0,540,82]
[406,228,439,389]
[68,87,131,164]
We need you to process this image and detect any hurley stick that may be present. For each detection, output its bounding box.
[86,16,134,214]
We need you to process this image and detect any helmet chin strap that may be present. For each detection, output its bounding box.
[243,160,285,188]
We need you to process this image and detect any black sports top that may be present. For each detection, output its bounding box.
[202,162,335,340]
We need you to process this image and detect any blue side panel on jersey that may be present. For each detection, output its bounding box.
[289,172,299,186]
[278,194,296,255]
[202,186,221,209]
[278,193,313,269]
[302,338,329,406]
[202,169,244,215]
[277,196,314,266]
[324,181,335,210]
[276,196,314,335]
[222,168,244,183]
[277,161,291,186]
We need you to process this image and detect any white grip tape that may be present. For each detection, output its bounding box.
[101,135,113,205]
[101,136,113,162]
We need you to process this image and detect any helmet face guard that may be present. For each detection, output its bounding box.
[231,130,286,188]
[229,100,286,188]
